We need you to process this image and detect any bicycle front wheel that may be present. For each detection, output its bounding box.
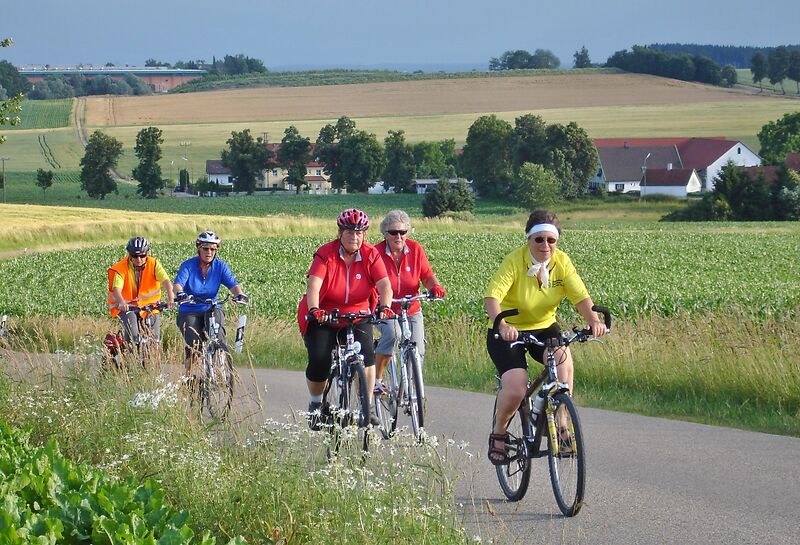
[344,364,370,453]
[547,392,585,516]
[404,349,425,438]
[201,346,234,421]
[494,398,532,501]
[375,358,399,439]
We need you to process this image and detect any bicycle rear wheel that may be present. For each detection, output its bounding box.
[494,398,532,501]
[375,358,399,439]
[547,392,585,516]
[404,348,424,438]
[201,345,234,421]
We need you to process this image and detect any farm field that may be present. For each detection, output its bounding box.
[2,72,797,173]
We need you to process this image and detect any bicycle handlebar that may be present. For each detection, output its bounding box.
[127,301,170,313]
[179,293,249,307]
[391,291,443,309]
[325,309,380,326]
[492,305,612,346]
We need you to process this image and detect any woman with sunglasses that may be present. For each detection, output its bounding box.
[484,209,607,466]
[106,236,175,347]
[174,231,248,379]
[373,209,446,394]
[298,208,393,426]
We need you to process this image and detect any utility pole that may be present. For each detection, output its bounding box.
[0,157,9,204]
[640,152,651,202]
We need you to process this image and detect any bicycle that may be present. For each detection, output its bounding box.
[490,305,611,516]
[180,294,248,421]
[102,301,168,373]
[316,309,379,454]
[374,292,441,440]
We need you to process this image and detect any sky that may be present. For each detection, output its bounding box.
[2,0,799,71]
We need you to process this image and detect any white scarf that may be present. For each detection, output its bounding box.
[527,250,550,288]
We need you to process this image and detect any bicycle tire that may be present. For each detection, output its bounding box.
[547,392,585,516]
[345,363,370,453]
[494,397,532,501]
[375,357,399,439]
[201,345,234,421]
[405,348,425,438]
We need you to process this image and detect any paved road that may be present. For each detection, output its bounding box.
[232,367,800,545]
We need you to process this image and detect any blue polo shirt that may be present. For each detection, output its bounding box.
[174,256,239,313]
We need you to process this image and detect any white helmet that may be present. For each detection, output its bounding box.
[196,231,221,248]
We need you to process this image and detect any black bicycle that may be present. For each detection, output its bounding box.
[491,306,611,516]
[318,309,378,454]
[180,294,247,421]
[103,301,168,373]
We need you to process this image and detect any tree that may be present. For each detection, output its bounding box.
[787,50,800,94]
[221,129,271,194]
[573,46,591,68]
[757,111,800,164]
[0,59,31,97]
[544,121,599,197]
[278,125,311,193]
[144,59,171,67]
[337,130,385,192]
[1,41,22,145]
[132,126,164,199]
[511,114,548,171]
[316,116,357,191]
[720,64,738,87]
[751,51,768,91]
[693,55,721,85]
[510,162,562,209]
[80,131,123,199]
[770,164,800,220]
[768,46,790,94]
[460,114,513,197]
[383,130,416,193]
[422,178,452,217]
[35,168,54,197]
[531,49,560,69]
[449,179,475,212]
[712,161,771,220]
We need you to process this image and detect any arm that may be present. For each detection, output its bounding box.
[375,277,392,308]
[306,275,323,309]
[484,297,518,342]
[161,279,175,308]
[575,297,607,337]
[111,284,128,312]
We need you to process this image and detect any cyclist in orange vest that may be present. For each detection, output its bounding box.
[107,237,175,347]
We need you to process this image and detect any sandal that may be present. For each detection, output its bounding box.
[488,432,510,466]
[558,426,573,454]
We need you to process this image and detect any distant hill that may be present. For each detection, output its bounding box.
[648,43,800,68]
[270,61,488,73]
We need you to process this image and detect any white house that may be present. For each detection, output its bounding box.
[205,160,234,187]
[414,178,474,194]
[641,168,702,197]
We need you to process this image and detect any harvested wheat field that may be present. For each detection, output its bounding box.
[85,73,771,127]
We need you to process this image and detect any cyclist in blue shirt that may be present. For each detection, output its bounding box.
[174,231,248,379]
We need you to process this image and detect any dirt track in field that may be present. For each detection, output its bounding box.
[84,73,766,127]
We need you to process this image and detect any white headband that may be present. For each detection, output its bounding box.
[526,223,559,238]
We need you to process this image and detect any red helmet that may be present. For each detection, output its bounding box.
[336,208,370,231]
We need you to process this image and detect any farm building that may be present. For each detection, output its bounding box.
[641,168,702,197]
[590,137,761,193]
[205,158,332,193]
[415,178,474,194]
[18,66,207,92]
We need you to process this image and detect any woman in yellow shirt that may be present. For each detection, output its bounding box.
[484,210,607,465]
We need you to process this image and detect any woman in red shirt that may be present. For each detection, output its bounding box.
[373,210,446,393]
[298,209,393,423]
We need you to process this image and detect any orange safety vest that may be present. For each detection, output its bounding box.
[107,256,162,318]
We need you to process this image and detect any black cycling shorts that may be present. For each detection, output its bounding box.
[486,323,561,377]
[304,320,375,383]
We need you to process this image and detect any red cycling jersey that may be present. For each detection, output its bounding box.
[375,239,434,315]
[297,239,388,333]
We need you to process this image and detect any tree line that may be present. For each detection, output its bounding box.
[749,46,800,94]
[146,54,266,76]
[605,45,738,87]
[649,43,800,69]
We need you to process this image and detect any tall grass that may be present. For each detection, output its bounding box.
[0,325,473,544]
[6,309,799,437]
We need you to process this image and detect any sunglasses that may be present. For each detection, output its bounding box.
[533,236,558,244]
[199,246,218,252]
[387,229,408,236]
[129,254,147,259]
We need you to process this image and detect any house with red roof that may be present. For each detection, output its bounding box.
[735,152,800,184]
[641,168,702,197]
[591,137,761,193]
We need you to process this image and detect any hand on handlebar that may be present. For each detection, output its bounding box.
[376,305,395,320]
[233,293,249,305]
[429,285,446,299]
[308,307,329,324]
[497,321,519,342]
[585,319,607,338]
[175,291,190,304]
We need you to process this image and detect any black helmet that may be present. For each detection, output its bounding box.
[126,236,150,256]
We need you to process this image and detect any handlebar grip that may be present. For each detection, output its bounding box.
[492,308,519,331]
[591,305,612,331]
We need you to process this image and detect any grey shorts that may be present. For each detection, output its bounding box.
[118,311,161,344]
[375,311,425,357]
